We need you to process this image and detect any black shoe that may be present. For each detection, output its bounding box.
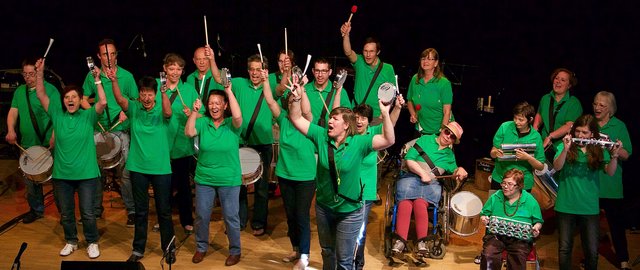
[127,254,143,262]
[165,250,176,264]
[126,214,135,228]
[22,212,43,224]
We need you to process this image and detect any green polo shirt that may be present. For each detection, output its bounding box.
[361,125,383,201]
[274,112,317,180]
[48,106,100,180]
[307,124,374,213]
[185,70,224,100]
[405,134,458,174]
[10,83,60,148]
[231,77,274,145]
[156,80,199,159]
[491,121,546,190]
[82,66,138,131]
[407,74,454,134]
[554,143,610,215]
[194,117,242,186]
[599,117,632,199]
[481,190,543,225]
[304,81,352,126]
[352,54,395,117]
[536,91,582,144]
[125,101,171,175]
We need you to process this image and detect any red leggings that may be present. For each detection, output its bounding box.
[395,198,429,241]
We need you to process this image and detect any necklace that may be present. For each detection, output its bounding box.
[333,141,347,185]
[503,193,521,217]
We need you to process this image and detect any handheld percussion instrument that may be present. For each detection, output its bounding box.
[486,216,534,241]
[571,138,620,149]
[240,147,263,185]
[19,146,53,183]
[86,57,95,70]
[220,68,231,88]
[498,143,536,161]
[377,82,397,106]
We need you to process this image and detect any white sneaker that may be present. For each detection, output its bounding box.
[293,254,309,270]
[87,243,100,259]
[59,243,78,256]
[391,240,405,254]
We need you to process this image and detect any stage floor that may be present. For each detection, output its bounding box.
[0,159,637,270]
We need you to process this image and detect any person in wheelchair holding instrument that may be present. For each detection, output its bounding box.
[392,122,468,257]
[479,168,543,270]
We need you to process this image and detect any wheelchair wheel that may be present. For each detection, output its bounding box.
[429,241,446,259]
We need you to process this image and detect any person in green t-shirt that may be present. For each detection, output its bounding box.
[36,58,106,259]
[407,48,454,136]
[6,57,60,224]
[287,74,396,270]
[593,91,633,270]
[111,76,176,264]
[479,169,543,269]
[553,114,620,270]
[186,80,244,266]
[340,21,396,121]
[304,57,352,127]
[185,46,224,104]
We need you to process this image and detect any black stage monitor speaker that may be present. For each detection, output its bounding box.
[61,261,145,270]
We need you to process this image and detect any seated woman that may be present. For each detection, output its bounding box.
[480,168,543,270]
[392,122,468,256]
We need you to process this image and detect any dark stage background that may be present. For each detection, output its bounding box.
[2,0,639,221]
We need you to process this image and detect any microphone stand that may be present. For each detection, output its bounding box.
[161,235,176,270]
[11,242,27,270]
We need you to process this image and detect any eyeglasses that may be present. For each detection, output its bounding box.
[443,128,457,141]
[592,102,607,109]
[22,72,37,78]
[501,182,517,188]
[313,69,330,74]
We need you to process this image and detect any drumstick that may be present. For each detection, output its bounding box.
[109,120,123,132]
[284,28,288,57]
[394,75,399,94]
[176,86,188,108]
[32,148,51,166]
[14,143,33,160]
[199,73,206,97]
[97,121,107,133]
[318,92,330,114]
[43,38,54,58]
[34,151,52,170]
[257,44,264,68]
[302,54,312,76]
[204,15,209,46]
[347,5,357,23]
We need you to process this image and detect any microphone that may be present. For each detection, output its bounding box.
[12,242,27,270]
[140,35,147,58]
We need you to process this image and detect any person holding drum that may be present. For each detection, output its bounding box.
[533,68,582,160]
[81,38,139,226]
[186,79,243,266]
[287,74,395,270]
[479,168,543,269]
[186,46,224,104]
[35,58,106,258]
[406,48,454,136]
[6,57,61,224]
[391,122,468,257]
[593,91,633,270]
[304,57,352,127]
[109,74,176,264]
[553,114,620,270]
[340,21,396,123]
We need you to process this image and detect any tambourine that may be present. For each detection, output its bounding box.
[377,82,397,105]
[292,66,303,80]
[333,69,348,90]
[159,71,167,85]
[220,68,231,87]
[86,57,95,70]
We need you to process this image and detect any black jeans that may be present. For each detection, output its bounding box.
[279,177,316,254]
[171,156,194,227]
[601,198,629,264]
[481,233,531,270]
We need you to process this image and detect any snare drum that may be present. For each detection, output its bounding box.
[240,147,263,185]
[377,82,397,105]
[94,132,123,169]
[19,146,53,183]
[449,191,483,236]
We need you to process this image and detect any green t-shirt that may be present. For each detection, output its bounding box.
[599,117,632,198]
[536,91,582,145]
[274,112,317,180]
[352,54,395,117]
[82,66,139,132]
[156,80,199,159]
[125,101,171,175]
[49,106,100,180]
[304,81,352,126]
[231,77,274,145]
[10,83,60,148]
[481,190,543,225]
[361,125,382,201]
[491,121,546,190]
[554,143,610,215]
[194,117,242,186]
[407,74,454,134]
[185,70,224,100]
[307,124,373,213]
[405,134,458,174]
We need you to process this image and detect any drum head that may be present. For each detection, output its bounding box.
[19,146,53,182]
[240,147,262,175]
[377,82,397,105]
[94,132,122,160]
[450,191,483,216]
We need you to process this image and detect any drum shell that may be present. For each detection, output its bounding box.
[240,147,263,185]
[94,132,123,169]
[449,191,483,236]
[19,146,53,183]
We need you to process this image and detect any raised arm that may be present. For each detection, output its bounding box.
[108,68,129,111]
[299,77,313,122]
[160,86,172,118]
[94,67,109,114]
[340,22,357,64]
[275,55,292,97]
[390,94,405,126]
[205,45,222,84]
[553,134,572,171]
[225,82,242,128]
[185,99,201,138]
[287,81,311,136]
[261,69,281,119]
[372,99,395,150]
[34,58,50,112]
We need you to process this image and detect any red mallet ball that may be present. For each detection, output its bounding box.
[351,5,358,13]
[415,104,422,111]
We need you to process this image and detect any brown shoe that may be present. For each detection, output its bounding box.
[192,251,206,264]
[225,254,241,266]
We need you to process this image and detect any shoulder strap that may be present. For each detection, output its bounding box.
[412,142,441,176]
[547,95,567,133]
[318,89,336,128]
[169,91,179,104]
[244,92,265,142]
[25,89,50,144]
[357,61,384,106]
[327,141,363,203]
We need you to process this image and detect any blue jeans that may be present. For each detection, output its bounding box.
[354,201,373,270]
[557,211,599,270]
[24,176,45,216]
[195,184,241,255]
[239,144,272,230]
[279,177,316,254]
[130,172,175,256]
[54,178,100,244]
[316,202,365,270]
[94,131,134,215]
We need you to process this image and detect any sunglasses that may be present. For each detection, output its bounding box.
[443,128,457,141]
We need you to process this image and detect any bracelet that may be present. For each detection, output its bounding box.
[94,81,102,85]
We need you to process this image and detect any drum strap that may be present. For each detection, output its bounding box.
[25,89,51,145]
[318,88,336,128]
[546,95,566,135]
[327,141,363,203]
[356,61,384,106]
[412,143,442,176]
[244,92,265,142]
